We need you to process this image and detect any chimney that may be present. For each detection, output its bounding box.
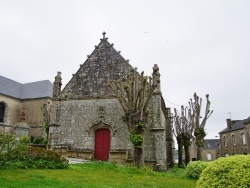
[226,119,231,130]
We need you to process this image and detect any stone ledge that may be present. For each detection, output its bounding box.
[150,128,165,131]
[49,123,61,127]
[110,149,127,153]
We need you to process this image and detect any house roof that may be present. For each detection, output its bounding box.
[0,75,53,99]
[219,118,248,134]
[244,116,250,125]
[204,139,220,150]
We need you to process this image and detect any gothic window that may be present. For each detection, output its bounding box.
[223,135,227,146]
[241,133,246,145]
[231,134,236,146]
[0,103,5,123]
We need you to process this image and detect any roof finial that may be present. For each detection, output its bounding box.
[102,31,106,39]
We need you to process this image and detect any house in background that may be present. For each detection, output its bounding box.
[202,139,220,161]
[0,75,53,137]
[189,138,220,161]
[219,117,250,156]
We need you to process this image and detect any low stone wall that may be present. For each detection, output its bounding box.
[52,146,94,160]
[0,124,14,134]
[109,149,127,163]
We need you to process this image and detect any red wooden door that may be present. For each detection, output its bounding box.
[95,129,110,161]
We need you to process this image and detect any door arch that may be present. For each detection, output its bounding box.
[95,129,110,161]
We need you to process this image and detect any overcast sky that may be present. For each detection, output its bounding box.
[1,0,249,139]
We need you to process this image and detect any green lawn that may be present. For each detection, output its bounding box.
[0,162,196,188]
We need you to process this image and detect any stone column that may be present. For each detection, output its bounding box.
[151,127,167,171]
[150,66,167,171]
[166,108,174,167]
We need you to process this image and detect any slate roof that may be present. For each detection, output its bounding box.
[219,118,248,134]
[204,139,220,150]
[244,116,250,125]
[0,75,53,99]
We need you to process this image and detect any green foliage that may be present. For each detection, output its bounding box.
[32,136,44,144]
[0,134,30,166]
[0,133,68,170]
[135,122,144,129]
[42,138,48,144]
[185,161,209,179]
[25,147,69,169]
[194,128,206,138]
[130,130,143,148]
[44,122,49,135]
[197,155,250,188]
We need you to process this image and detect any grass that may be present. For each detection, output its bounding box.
[0,162,196,188]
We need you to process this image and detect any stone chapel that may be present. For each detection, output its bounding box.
[49,33,174,170]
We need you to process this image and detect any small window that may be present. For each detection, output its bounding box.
[0,103,5,123]
[223,135,227,146]
[207,153,212,161]
[232,134,236,146]
[241,133,246,145]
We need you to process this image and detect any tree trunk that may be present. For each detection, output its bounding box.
[177,138,183,168]
[197,144,203,161]
[195,130,205,161]
[184,143,190,166]
[134,146,144,168]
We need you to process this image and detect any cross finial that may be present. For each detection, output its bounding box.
[102,31,106,39]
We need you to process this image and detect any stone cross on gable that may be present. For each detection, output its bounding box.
[102,31,106,39]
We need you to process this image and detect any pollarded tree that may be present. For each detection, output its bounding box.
[181,105,195,166]
[108,65,160,168]
[173,108,184,168]
[189,93,213,161]
[173,106,195,167]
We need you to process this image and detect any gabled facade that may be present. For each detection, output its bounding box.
[0,75,53,136]
[219,117,250,156]
[201,139,220,161]
[189,138,220,161]
[49,33,174,170]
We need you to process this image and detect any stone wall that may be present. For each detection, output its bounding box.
[49,97,169,165]
[49,98,131,150]
[61,40,132,100]
[22,98,52,127]
[0,94,21,127]
[201,149,217,161]
[220,129,248,156]
[0,94,51,136]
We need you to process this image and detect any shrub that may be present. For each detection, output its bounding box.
[32,136,44,144]
[0,133,68,169]
[197,155,250,188]
[185,161,209,179]
[26,147,69,169]
[0,134,30,166]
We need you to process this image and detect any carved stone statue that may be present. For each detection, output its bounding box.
[41,101,51,123]
[53,72,62,98]
[19,107,26,122]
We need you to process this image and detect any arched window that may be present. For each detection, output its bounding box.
[232,134,236,146]
[223,135,227,146]
[0,102,5,123]
[241,133,246,145]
